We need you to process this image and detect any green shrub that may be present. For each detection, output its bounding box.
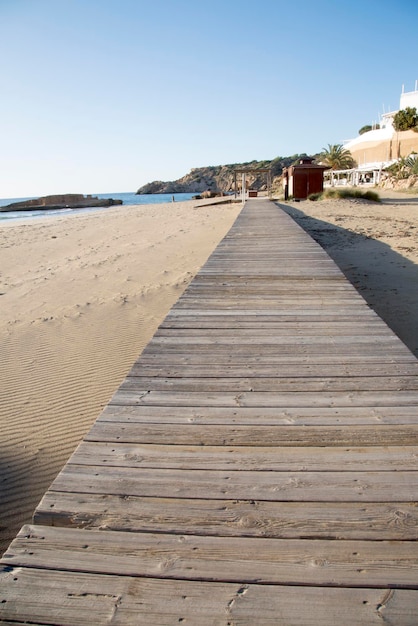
[362,190,381,202]
[308,192,322,201]
[385,154,418,179]
[322,188,340,199]
[309,188,381,202]
[358,124,380,135]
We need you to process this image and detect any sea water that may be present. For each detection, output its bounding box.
[0,192,198,222]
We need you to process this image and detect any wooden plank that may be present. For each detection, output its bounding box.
[119,375,418,392]
[183,287,360,296]
[99,404,418,426]
[85,421,418,447]
[172,302,376,311]
[34,492,418,540]
[109,389,418,408]
[141,345,408,358]
[138,353,418,364]
[163,313,382,324]
[49,464,418,502]
[180,294,361,302]
[161,314,381,323]
[155,324,398,337]
[4,524,418,588]
[175,298,367,306]
[1,566,418,625]
[68,442,418,471]
[167,306,379,315]
[129,363,418,378]
[140,344,412,358]
[185,276,357,284]
[195,264,343,272]
[145,335,401,346]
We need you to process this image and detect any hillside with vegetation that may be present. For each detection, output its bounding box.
[136,106,418,196]
[136,154,320,195]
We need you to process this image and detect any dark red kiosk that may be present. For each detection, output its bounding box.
[283,157,330,200]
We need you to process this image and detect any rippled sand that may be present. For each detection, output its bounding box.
[0,198,240,554]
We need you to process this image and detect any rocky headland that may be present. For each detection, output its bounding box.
[136,155,314,195]
[137,148,418,197]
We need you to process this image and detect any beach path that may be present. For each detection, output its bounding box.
[2,198,418,624]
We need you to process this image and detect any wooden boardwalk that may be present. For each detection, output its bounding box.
[2,198,418,624]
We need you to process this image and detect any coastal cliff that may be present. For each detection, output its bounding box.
[136,155,314,195]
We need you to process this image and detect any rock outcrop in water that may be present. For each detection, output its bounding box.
[1,194,123,212]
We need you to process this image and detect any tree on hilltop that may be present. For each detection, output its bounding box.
[358,124,379,135]
[359,125,372,135]
[393,107,418,132]
[320,144,355,169]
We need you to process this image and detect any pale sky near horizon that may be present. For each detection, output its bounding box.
[1,0,417,198]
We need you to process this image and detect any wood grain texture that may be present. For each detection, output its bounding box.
[109,389,418,408]
[2,566,418,625]
[85,421,418,446]
[34,493,418,540]
[3,198,418,624]
[4,524,418,588]
[48,464,418,502]
[68,442,418,471]
[98,404,418,425]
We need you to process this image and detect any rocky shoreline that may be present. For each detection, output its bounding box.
[1,193,122,212]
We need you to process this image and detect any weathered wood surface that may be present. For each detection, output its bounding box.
[2,198,418,625]
[2,567,418,626]
[85,421,418,446]
[42,464,418,502]
[34,492,418,540]
[5,524,418,587]
[67,442,418,471]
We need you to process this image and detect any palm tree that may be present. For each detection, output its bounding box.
[320,144,355,170]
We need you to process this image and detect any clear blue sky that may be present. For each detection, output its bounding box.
[1,0,417,198]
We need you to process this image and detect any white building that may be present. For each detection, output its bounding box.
[328,83,418,186]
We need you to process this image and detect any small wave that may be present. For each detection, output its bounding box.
[0,210,43,220]
[0,192,198,223]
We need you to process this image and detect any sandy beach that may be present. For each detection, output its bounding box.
[1,189,418,556]
[0,198,241,555]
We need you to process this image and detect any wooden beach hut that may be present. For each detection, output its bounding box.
[285,156,330,200]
